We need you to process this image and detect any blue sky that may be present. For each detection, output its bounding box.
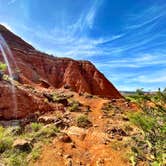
[0,0,166,91]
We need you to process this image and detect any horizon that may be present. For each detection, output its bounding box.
[0,0,166,91]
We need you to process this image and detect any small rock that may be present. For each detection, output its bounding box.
[65,159,73,166]
[96,158,105,166]
[117,136,123,141]
[66,126,87,136]
[102,138,111,145]
[57,152,63,157]
[71,142,76,148]
[80,133,86,141]
[64,154,72,159]
[59,133,72,143]
[13,139,32,152]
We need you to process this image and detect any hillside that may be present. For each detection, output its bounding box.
[0,24,165,166]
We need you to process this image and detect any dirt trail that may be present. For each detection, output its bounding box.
[33,96,130,166]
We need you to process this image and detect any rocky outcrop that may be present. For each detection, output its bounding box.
[0,81,52,119]
[0,24,122,99]
[0,24,122,119]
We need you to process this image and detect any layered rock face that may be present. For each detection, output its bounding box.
[0,24,122,99]
[0,24,122,119]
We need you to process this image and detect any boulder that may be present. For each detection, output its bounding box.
[13,139,32,152]
[59,133,72,143]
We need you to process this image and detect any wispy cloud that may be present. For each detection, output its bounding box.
[1,1,166,91]
[95,53,166,68]
[8,0,17,5]
[126,5,166,30]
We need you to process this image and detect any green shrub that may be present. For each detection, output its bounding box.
[8,153,28,166]
[101,102,113,113]
[30,123,43,132]
[0,62,7,71]
[35,124,59,139]
[77,115,92,128]
[68,101,80,112]
[0,126,13,153]
[29,145,42,161]
[128,112,156,132]
[0,137,13,153]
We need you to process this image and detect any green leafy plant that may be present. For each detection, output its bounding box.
[128,112,156,132]
[0,61,7,71]
[30,123,43,132]
[126,90,166,165]
[0,126,13,153]
[29,144,42,161]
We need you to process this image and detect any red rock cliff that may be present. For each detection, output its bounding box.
[0,24,122,99]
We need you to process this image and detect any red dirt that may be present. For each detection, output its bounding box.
[34,96,131,166]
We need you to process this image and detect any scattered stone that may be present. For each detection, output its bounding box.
[39,79,50,88]
[99,115,104,119]
[122,116,129,121]
[38,116,56,124]
[13,139,32,152]
[96,158,105,166]
[64,84,70,89]
[117,136,123,141]
[70,142,76,148]
[59,133,72,143]
[65,159,72,166]
[102,138,111,145]
[54,118,70,129]
[57,152,63,157]
[64,154,72,159]
[66,126,87,138]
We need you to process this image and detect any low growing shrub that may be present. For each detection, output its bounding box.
[77,115,92,128]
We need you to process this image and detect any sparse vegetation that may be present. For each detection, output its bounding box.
[30,122,43,132]
[128,112,156,132]
[0,61,7,71]
[77,115,92,128]
[68,100,80,112]
[29,144,42,161]
[0,126,13,153]
[0,122,60,165]
[0,61,7,80]
[126,89,166,166]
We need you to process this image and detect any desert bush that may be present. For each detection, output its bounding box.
[68,101,80,112]
[0,137,13,153]
[30,122,43,132]
[0,126,13,153]
[0,123,60,165]
[127,90,166,165]
[29,144,42,161]
[0,61,7,71]
[35,124,59,139]
[77,115,92,128]
[128,112,156,132]
[102,102,113,113]
[8,152,28,166]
